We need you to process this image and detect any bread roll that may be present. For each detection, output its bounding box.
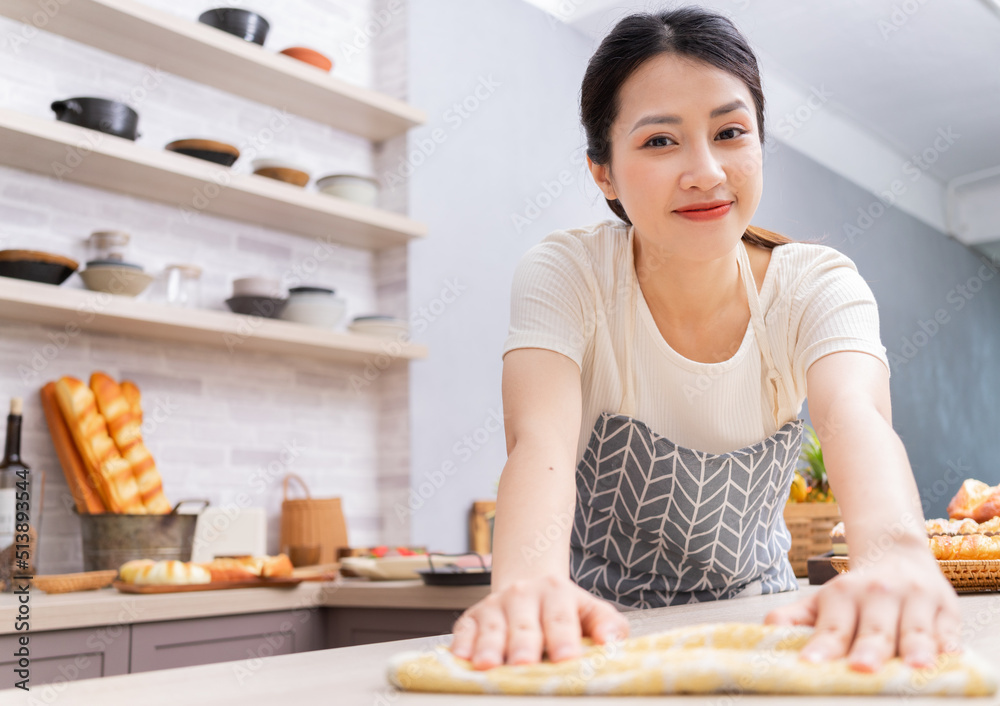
[90,373,171,514]
[123,560,211,585]
[54,376,144,513]
[947,479,995,520]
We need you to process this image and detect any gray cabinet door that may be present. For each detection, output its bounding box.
[0,624,130,689]
[130,609,322,674]
[324,607,461,649]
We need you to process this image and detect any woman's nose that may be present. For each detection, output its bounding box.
[678,140,726,191]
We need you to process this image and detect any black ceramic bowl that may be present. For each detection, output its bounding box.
[198,8,270,45]
[0,250,78,285]
[165,139,240,167]
[225,295,287,318]
[51,97,139,140]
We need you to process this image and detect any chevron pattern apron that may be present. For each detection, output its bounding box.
[570,237,803,608]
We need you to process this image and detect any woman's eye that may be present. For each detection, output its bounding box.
[718,127,749,140]
[645,136,673,148]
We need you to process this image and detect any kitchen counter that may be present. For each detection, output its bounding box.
[4,582,999,704]
[0,578,490,634]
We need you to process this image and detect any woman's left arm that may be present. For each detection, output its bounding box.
[764,350,962,672]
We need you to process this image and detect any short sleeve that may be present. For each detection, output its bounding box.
[502,233,596,369]
[789,246,890,392]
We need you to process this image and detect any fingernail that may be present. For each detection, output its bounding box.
[473,652,500,667]
[800,649,825,663]
[550,646,577,662]
[849,654,878,672]
[509,650,531,664]
[906,652,934,668]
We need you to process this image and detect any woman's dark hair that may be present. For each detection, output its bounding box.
[580,6,792,249]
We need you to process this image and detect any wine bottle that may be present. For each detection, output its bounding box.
[0,397,27,551]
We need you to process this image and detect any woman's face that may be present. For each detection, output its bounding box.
[588,53,763,262]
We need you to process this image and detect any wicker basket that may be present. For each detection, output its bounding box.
[831,557,1000,593]
[783,502,841,578]
[279,474,349,565]
[31,570,118,594]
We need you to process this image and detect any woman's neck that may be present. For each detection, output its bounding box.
[632,233,746,331]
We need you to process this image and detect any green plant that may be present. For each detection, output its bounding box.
[798,424,834,501]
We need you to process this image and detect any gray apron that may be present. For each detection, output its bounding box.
[570,238,803,608]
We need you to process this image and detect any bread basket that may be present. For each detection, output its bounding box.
[31,570,118,594]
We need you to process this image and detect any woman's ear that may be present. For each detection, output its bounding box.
[586,154,618,201]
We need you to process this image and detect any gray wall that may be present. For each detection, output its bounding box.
[405,0,608,551]
[405,1,1000,552]
[757,143,1000,518]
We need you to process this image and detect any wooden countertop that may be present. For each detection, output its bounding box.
[0,578,490,633]
[4,583,999,704]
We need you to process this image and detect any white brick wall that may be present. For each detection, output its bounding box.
[0,0,413,572]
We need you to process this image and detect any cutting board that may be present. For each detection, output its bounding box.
[111,563,339,593]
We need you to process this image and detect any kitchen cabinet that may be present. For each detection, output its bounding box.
[324,607,462,649]
[0,624,130,689]
[130,609,323,673]
[0,0,424,141]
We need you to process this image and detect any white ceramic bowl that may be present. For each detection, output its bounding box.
[232,275,283,298]
[315,174,378,207]
[79,265,153,297]
[280,290,346,328]
[348,316,408,338]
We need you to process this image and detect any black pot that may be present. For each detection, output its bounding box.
[198,8,270,45]
[51,97,140,140]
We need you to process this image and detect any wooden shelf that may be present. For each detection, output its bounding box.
[0,278,427,364]
[0,0,425,141]
[0,108,425,250]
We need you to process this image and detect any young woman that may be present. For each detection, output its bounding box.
[451,7,959,675]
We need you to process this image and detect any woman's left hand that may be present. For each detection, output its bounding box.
[764,541,962,672]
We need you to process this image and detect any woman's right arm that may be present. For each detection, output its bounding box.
[449,348,629,669]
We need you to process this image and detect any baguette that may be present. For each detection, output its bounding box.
[89,373,170,514]
[199,557,258,582]
[121,381,142,424]
[261,553,293,578]
[54,376,144,513]
[40,382,106,513]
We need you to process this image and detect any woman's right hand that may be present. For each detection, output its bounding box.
[449,574,629,669]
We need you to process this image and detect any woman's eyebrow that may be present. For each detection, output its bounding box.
[628,99,750,134]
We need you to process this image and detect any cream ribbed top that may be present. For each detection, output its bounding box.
[502,219,890,459]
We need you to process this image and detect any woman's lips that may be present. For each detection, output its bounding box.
[674,202,732,221]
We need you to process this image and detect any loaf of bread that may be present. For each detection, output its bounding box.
[118,559,211,585]
[947,479,1000,522]
[54,376,145,513]
[90,372,171,514]
[929,534,1000,561]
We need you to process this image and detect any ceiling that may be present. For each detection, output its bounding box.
[523,0,1000,186]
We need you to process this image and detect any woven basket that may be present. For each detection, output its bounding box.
[31,570,118,594]
[279,474,349,565]
[783,502,841,578]
[832,557,1000,593]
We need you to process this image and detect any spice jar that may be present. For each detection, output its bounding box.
[163,264,202,308]
[87,230,130,263]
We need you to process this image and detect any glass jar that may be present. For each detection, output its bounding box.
[87,230,130,263]
[163,264,202,308]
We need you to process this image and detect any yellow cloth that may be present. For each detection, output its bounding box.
[386,622,996,697]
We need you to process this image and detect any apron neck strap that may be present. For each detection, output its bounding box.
[621,232,790,431]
